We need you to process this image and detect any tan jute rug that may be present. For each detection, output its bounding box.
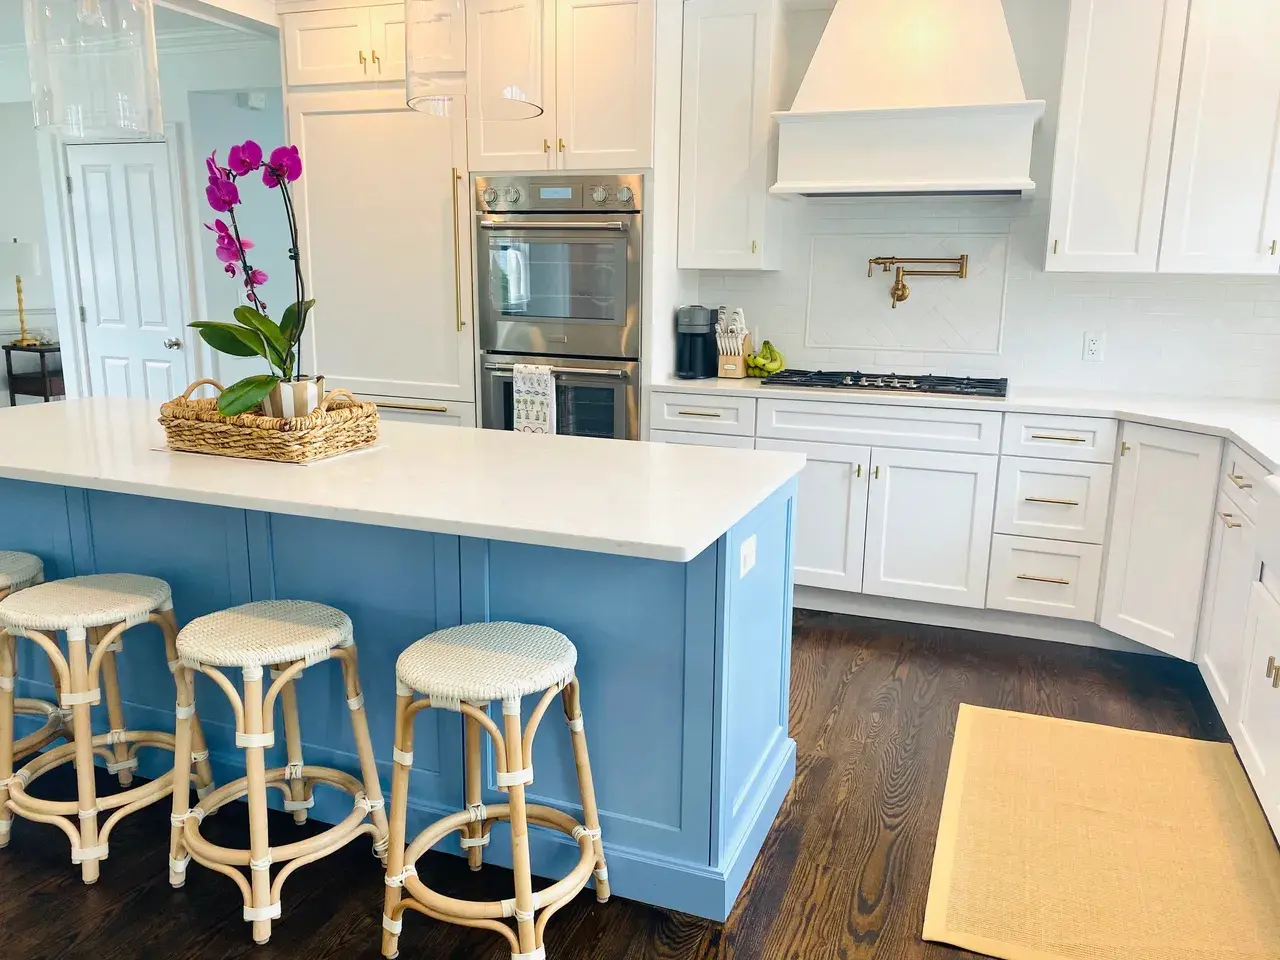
[923,704,1280,960]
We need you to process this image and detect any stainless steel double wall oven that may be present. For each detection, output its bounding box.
[476,174,641,440]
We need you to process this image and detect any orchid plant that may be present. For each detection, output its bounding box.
[191,140,315,416]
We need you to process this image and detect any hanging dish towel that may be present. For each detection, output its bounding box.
[512,364,557,434]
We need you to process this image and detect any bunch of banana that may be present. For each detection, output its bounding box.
[746,340,785,378]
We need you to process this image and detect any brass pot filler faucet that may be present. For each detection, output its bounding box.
[867,255,969,308]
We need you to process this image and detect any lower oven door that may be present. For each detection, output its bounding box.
[481,355,640,440]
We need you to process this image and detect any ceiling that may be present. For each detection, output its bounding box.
[0,4,246,48]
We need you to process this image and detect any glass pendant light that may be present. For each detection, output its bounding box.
[24,0,163,140]
[405,0,543,120]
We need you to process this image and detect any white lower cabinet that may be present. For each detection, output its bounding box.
[863,448,998,609]
[374,399,476,428]
[1197,494,1260,725]
[994,456,1112,544]
[987,535,1102,621]
[648,428,754,449]
[1236,580,1280,834]
[757,438,870,592]
[1100,423,1221,659]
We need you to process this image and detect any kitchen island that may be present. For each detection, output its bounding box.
[0,398,804,921]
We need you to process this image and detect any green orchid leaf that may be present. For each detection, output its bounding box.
[217,374,280,416]
[280,299,315,344]
[190,321,267,360]
[233,306,289,370]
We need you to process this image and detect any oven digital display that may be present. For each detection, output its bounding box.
[538,186,575,200]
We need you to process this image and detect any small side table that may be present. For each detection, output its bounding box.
[3,343,64,405]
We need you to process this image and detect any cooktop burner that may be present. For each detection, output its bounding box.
[760,369,1008,398]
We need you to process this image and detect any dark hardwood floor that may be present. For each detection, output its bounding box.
[0,611,1227,959]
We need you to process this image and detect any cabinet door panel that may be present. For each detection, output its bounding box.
[1161,0,1280,274]
[467,0,557,171]
[1046,0,1189,272]
[290,91,475,402]
[863,448,997,608]
[1236,582,1280,836]
[1197,496,1260,726]
[757,438,870,593]
[556,0,654,169]
[369,4,407,82]
[282,9,372,87]
[1100,423,1220,657]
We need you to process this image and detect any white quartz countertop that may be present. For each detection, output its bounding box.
[0,398,804,562]
[654,377,1280,472]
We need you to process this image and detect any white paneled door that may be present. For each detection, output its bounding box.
[66,141,189,401]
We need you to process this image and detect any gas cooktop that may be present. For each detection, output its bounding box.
[760,370,1008,398]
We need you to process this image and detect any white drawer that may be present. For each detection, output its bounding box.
[649,392,756,436]
[1222,443,1267,520]
[371,398,476,428]
[986,535,1103,621]
[1001,413,1117,462]
[757,399,1002,454]
[994,457,1113,544]
[649,429,755,449]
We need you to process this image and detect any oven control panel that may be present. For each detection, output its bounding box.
[475,174,642,213]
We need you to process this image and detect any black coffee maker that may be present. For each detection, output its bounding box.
[675,305,718,380]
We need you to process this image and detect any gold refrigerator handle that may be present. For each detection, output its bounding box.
[452,167,464,332]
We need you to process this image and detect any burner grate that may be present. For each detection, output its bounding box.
[760,370,1008,398]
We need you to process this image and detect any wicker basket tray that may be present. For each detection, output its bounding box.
[158,379,379,464]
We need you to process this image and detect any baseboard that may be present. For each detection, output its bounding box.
[795,587,1164,657]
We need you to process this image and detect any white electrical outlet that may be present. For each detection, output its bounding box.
[1083,331,1104,362]
[739,534,757,579]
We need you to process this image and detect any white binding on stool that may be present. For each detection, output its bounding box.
[566,715,584,733]
[467,802,487,822]
[283,797,314,812]
[460,834,490,849]
[496,767,533,787]
[385,865,417,887]
[1,769,31,789]
[512,947,546,960]
[0,675,13,691]
[284,762,304,780]
[71,843,108,863]
[191,750,209,764]
[196,783,215,799]
[356,795,384,814]
[572,825,601,842]
[502,699,522,716]
[236,731,275,748]
[393,748,413,767]
[174,703,195,720]
[60,689,100,707]
[249,854,272,872]
[106,757,138,774]
[244,903,281,922]
[171,808,206,827]
[346,692,364,711]
[170,854,191,873]
[382,915,403,935]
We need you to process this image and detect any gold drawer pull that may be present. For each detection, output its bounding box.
[377,402,449,414]
[1024,496,1080,506]
[1268,657,1280,688]
[1221,512,1242,529]
[1016,574,1071,585]
[1229,474,1253,490]
[1030,433,1087,443]
[677,409,722,418]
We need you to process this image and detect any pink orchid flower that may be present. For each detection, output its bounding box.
[245,268,268,286]
[205,152,240,212]
[227,139,263,177]
[262,145,302,188]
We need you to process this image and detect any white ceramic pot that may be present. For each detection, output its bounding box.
[263,375,325,419]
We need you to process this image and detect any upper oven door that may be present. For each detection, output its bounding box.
[475,213,642,359]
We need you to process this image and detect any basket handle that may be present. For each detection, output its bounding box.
[180,379,225,400]
[317,388,359,412]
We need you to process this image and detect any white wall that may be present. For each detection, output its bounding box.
[693,0,1280,401]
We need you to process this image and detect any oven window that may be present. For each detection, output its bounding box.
[488,238,621,323]
[501,379,617,438]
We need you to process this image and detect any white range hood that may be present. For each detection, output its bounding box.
[771,0,1045,197]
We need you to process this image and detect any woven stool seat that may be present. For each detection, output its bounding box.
[396,622,577,706]
[0,552,43,593]
[0,573,170,632]
[176,600,353,668]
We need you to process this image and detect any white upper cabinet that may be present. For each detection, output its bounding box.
[1159,0,1280,275]
[466,0,655,171]
[282,5,406,86]
[368,4,407,82]
[1046,0,1189,272]
[863,448,998,609]
[289,90,475,402]
[1100,423,1221,658]
[677,0,779,270]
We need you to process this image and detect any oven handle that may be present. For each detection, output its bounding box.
[484,362,629,379]
[479,219,628,232]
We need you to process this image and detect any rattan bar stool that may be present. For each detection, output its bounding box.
[0,573,216,882]
[0,552,65,803]
[382,622,609,960]
[170,600,390,945]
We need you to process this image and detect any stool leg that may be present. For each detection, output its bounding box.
[464,709,485,871]
[159,610,214,796]
[277,669,309,825]
[339,645,389,859]
[0,630,15,848]
[563,678,610,902]
[168,664,195,888]
[382,690,415,960]
[503,701,539,957]
[242,667,274,944]
[95,627,133,788]
[66,628,101,884]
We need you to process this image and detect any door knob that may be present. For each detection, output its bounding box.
[163,338,182,350]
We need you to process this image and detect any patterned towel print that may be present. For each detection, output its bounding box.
[512,364,557,434]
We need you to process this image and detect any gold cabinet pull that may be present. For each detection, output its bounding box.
[873,465,880,479]
[1269,657,1280,688]
[1221,512,1242,529]
[377,402,449,414]
[677,409,721,418]
[543,138,551,153]
[371,49,380,71]
[1271,240,1277,256]
[855,463,862,478]
[451,167,464,332]
[558,137,566,153]
[1016,574,1070,585]
[1052,238,1059,255]
[1030,433,1086,443]
[751,240,758,254]
[1229,474,1253,490]
[1121,441,1131,456]
[359,50,367,71]
[1024,496,1080,506]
